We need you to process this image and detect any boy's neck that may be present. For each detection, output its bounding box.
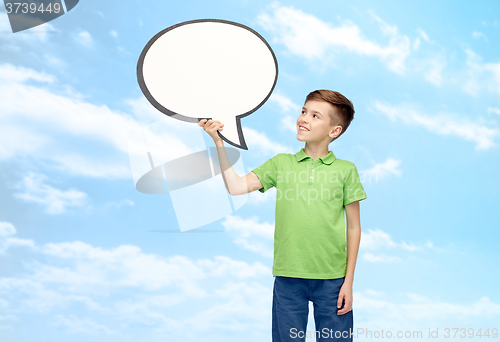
[304,142,330,160]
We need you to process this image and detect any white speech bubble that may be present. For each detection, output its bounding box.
[137,19,278,150]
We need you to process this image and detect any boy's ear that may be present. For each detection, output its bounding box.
[329,125,342,140]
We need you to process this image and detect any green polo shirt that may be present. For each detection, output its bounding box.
[251,148,367,279]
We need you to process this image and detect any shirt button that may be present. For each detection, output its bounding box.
[312,169,315,172]
[310,176,313,179]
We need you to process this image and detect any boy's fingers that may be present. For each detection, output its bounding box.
[337,308,349,315]
[201,119,223,127]
[199,119,224,135]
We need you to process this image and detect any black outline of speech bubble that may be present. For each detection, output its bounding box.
[136,19,279,150]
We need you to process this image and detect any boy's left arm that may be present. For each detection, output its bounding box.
[337,200,361,315]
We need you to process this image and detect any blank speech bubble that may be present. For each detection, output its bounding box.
[137,19,278,150]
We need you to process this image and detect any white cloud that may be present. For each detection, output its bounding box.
[361,229,399,250]
[124,96,176,126]
[38,243,206,293]
[463,49,500,97]
[412,28,432,55]
[360,229,444,263]
[0,11,55,43]
[14,172,88,214]
[355,290,500,331]
[244,127,295,156]
[258,4,411,74]
[114,280,272,336]
[270,92,301,113]
[281,115,298,133]
[365,289,384,296]
[361,229,426,252]
[44,54,65,68]
[361,158,402,183]
[76,31,93,47]
[0,63,55,83]
[269,92,301,133]
[0,123,50,159]
[416,28,430,42]
[488,107,500,115]
[1,226,497,337]
[372,101,499,150]
[412,37,420,51]
[0,222,16,237]
[196,256,269,278]
[51,314,121,335]
[409,28,448,86]
[1,237,36,252]
[472,31,487,41]
[102,199,134,210]
[424,57,446,86]
[183,281,271,334]
[0,64,195,179]
[110,30,118,38]
[0,229,272,337]
[0,64,132,177]
[37,240,270,293]
[259,7,449,87]
[362,252,402,263]
[222,215,274,258]
[0,83,135,153]
[0,222,36,254]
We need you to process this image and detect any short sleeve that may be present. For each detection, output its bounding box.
[343,164,367,206]
[251,154,280,193]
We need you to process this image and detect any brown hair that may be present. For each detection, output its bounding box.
[305,90,355,143]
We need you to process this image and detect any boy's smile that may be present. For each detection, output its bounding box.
[296,100,339,144]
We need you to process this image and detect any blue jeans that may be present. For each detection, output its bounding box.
[272,276,353,342]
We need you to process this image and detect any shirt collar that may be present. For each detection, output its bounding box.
[295,148,336,165]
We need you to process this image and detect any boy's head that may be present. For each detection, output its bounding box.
[301,90,355,144]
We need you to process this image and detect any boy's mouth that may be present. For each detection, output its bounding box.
[298,125,309,132]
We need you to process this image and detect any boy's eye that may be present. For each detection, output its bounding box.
[314,114,318,118]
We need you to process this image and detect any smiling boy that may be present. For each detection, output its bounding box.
[198,89,366,342]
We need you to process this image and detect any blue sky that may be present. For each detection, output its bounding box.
[1,0,500,341]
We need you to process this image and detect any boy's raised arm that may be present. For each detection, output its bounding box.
[198,119,263,196]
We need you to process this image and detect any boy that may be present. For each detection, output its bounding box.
[198,90,366,341]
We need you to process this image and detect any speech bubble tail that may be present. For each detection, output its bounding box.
[217,116,248,150]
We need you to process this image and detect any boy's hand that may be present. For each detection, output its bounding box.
[198,119,224,143]
[337,282,353,315]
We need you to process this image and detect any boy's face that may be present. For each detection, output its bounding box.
[296,100,342,144]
